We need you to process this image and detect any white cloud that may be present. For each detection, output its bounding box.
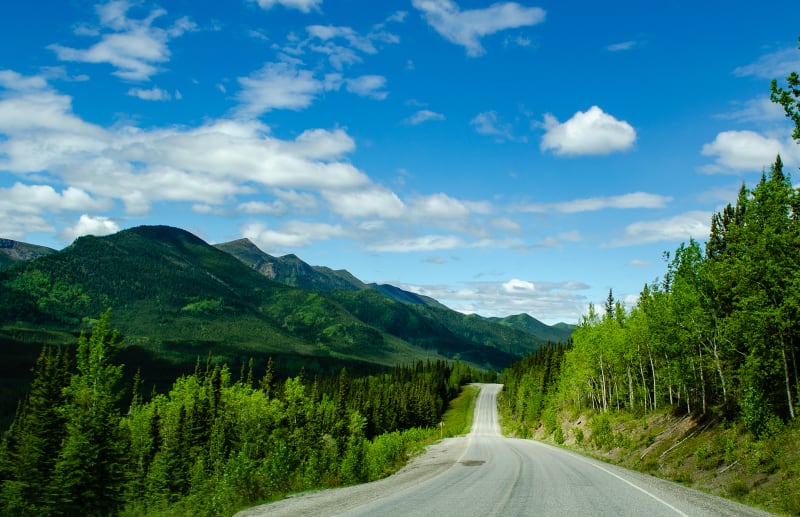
[518,192,671,213]
[413,0,546,57]
[368,234,466,252]
[503,278,535,293]
[0,76,372,224]
[541,106,636,156]
[61,214,120,241]
[403,109,445,125]
[0,70,49,91]
[409,193,472,220]
[0,183,110,215]
[285,23,400,71]
[323,187,406,218]
[470,111,523,142]
[733,47,800,79]
[700,130,797,173]
[235,62,331,117]
[48,1,196,81]
[609,211,711,247]
[238,200,287,215]
[606,40,637,52]
[398,278,589,322]
[345,75,388,100]
[242,221,346,252]
[627,259,651,267]
[127,86,172,101]
[717,96,786,124]
[249,0,322,13]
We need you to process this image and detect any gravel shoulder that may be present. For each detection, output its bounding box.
[234,435,470,517]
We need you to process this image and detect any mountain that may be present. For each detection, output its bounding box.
[488,313,575,344]
[215,238,366,292]
[217,238,446,308]
[0,238,56,270]
[216,237,569,356]
[0,227,523,373]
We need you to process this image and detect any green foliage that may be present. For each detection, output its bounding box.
[1,312,480,517]
[770,36,800,142]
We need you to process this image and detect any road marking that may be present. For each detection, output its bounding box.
[576,456,689,517]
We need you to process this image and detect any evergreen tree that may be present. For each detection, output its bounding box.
[50,310,128,516]
[0,346,70,515]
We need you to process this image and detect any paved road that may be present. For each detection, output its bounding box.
[238,384,772,517]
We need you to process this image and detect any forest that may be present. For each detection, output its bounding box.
[0,310,484,516]
[500,50,800,514]
[502,152,799,434]
[503,38,800,436]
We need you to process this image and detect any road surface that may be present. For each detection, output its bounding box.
[237,384,771,517]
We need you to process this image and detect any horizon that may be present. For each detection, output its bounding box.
[1,1,799,325]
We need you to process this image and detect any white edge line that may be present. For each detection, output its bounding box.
[577,456,689,517]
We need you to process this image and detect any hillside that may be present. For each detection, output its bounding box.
[488,313,574,344]
[0,227,564,379]
[0,238,56,270]
[215,238,367,292]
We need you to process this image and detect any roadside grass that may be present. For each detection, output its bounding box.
[441,384,480,437]
[529,408,800,516]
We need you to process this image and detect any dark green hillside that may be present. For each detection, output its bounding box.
[0,227,456,370]
[329,289,517,367]
[489,313,574,343]
[416,306,550,357]
[216,238,366,292]
[370,282,448,308]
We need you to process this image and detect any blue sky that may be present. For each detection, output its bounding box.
[1,0,799,324]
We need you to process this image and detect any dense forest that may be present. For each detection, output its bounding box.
[0,310,483,516]
[503,153,799,436]
[502,42,800,438]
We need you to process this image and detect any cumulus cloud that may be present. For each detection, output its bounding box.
[61,214,120,241]
[413,0,546,57]
[345,75,388,100]
[48,1,196,81]
[237,200,287,215]
[242,221,347,252]
[235,62,331,117]
[249,0,322,13]
[0,73,370,222]
[540,106,636,156]
[367,234,466,252]
[403,109,445,125]
[609,211,711,247]
[517,192,671,213]
[0,70,49,91]
[322,187,406,219]
[700,130,797,173]
[283,23,400,71]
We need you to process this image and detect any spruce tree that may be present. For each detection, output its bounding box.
[50,310,128,516]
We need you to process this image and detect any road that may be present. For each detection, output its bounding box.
[237,384,772,517]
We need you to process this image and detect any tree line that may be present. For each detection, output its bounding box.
[502,42,800,438]
[0,310,480,516]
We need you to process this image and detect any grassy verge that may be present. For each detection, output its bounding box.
[441,384,480,437]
